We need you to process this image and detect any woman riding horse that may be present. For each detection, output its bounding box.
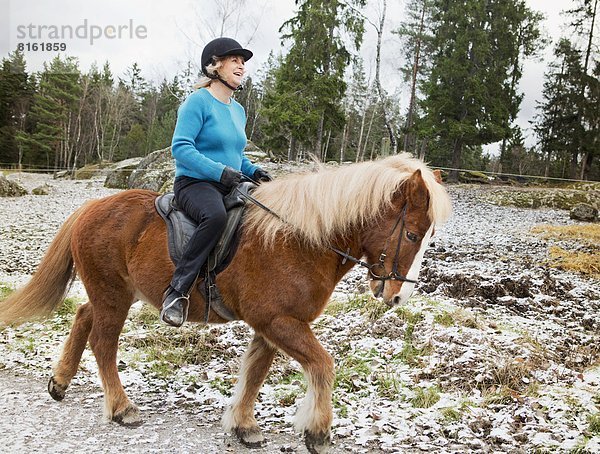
[161,37,272,327]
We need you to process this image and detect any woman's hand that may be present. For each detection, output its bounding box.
[253,168,273,183]
[220,166,242,189]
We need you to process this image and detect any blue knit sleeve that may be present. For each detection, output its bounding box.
[171,92,225,182]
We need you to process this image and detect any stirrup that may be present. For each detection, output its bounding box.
[160,293,190,327]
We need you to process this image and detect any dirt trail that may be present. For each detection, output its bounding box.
[0,369,314,453]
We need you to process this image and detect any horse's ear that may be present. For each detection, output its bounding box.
[433,169,443,184]
[405,169,429,208]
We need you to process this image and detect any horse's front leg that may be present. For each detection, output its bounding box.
[223,334,277,447]
[263,315,334,454]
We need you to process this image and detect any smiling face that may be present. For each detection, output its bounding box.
[218,55,246,87]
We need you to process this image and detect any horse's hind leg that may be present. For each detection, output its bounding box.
[223,334,277,447]
[86,290,138,425]
[49,302,94,401]
[262,316,334,454]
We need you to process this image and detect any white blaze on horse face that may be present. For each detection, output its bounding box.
[395,224,434,305]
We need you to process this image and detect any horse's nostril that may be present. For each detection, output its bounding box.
[392,295,402,306]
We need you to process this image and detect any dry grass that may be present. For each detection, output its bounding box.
[531,224,600,278]
[548,247,600,278]
[531,224,600,245]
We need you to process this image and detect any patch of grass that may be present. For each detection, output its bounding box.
[532,224,600,245]
[411,386,441,408]
[482,385,519,406]
[440,406,461,422]
[588,413,600,435]
[56,297,80,318]
[395,306,424,326]
[548,246,600,278]
[325,294,370,316]
[438,308,480,329]
[210,377,233,397]
[276,388,300,407]
[375,367,402,399]
[361,297,389,321]
[333,395,349,418]
[393,307,431,366]
[0,283,13,300]
[133,304,160,326]
[335,353,372,392]
[531,224,600,278]
[124,325,219,378]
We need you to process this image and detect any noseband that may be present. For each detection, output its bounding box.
[330,204,417,284]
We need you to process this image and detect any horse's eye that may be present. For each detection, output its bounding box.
[406,231,418,242]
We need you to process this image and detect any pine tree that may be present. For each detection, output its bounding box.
[533,39,585,178]
[0,50,33,167]
[20,56,82,170]
[420,0,544,179]
[261,0,365,159]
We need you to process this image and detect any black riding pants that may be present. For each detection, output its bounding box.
[170,176,229,295]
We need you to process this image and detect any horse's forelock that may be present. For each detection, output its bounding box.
[245,154,451,248]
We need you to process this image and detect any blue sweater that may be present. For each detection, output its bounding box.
[171,88,259,182]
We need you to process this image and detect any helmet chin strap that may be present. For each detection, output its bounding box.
[207,73,243,91]
[219,76,243,91]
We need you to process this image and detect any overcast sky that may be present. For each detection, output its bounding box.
[2,0,568,153]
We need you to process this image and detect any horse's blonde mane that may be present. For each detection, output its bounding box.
[245,153,452,248]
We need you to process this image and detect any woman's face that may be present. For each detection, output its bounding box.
[219,55,246,87]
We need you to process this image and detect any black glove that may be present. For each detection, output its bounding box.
[253,168,273,183]
[220,166,242,189]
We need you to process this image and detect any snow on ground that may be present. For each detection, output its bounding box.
[0,172,599,453]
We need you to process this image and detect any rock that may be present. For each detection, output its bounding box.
[104,158,144,189]
[459,171,491,184]
[74,163,118,180]
[32,183,51,195]
[0,175,27,197]
[570,203,598,222]
[128,147,174,192]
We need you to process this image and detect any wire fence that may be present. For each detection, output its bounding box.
[1,162,598,184]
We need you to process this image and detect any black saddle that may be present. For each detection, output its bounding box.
[154,181,257,321]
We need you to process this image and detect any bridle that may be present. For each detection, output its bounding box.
[236,182,418,285]
[328,204,417,284]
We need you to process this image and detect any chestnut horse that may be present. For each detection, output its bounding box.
[0,154,451,453]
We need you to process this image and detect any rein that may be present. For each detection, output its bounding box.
[235,181,417,284]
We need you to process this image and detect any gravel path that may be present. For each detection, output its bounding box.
[1,172,599,453]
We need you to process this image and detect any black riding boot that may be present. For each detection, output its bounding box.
[159,178,228,328]
[160,287,190,327]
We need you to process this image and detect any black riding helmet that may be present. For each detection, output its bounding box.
[201,37,253,78]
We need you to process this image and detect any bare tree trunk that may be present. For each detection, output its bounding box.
[356,99,370,162]
[361,104,377,161]
[448,137,463,182]
[404,0,427,154]
[340,122,348,163]
[315,111,325,158]
[373,0,396,153]
[322,130,331,161]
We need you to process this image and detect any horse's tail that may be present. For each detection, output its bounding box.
[0,204,87,326]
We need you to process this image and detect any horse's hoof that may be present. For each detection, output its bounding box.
[48,376,67,401]
[234,426,265,448]
[112,404,142,427]
[304,430,331,454]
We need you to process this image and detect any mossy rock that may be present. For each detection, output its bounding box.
[0,175,27,197]
[459,171,491,184]
[104,157,144,189]
[483,188,600,211]
[74,163,111,180]
[32,183,51,195]
[128,147,174,192]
